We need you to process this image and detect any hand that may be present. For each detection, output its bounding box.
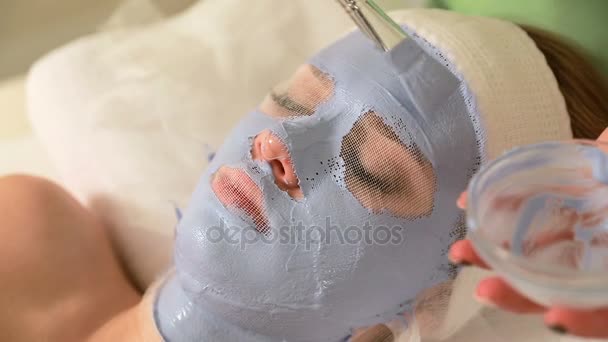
[450,182,608,339]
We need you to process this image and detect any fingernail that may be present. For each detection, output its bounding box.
[473,293,499,309]
[456,192,467,209]
[547,325,568,335]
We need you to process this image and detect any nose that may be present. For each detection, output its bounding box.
[252,130,303,199]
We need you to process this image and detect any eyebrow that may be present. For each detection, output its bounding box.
[270,91,315,116]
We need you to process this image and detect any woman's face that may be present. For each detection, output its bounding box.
[212,64,437,234]
[171,30,480,341]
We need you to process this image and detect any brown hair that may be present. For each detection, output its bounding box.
[521,25,608,140]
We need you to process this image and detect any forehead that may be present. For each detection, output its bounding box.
[308,29,405,100]
[306,27,467,129]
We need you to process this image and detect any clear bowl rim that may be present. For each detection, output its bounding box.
[466,139,608,284]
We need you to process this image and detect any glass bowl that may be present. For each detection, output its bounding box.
[467,140,608,309]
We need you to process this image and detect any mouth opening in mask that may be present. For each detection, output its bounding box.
[211,166,269,234]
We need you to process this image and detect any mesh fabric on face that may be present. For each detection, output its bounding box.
[340,111,437,219]
[255,64,439,221]
[210,65,337,235]
[211,166,269,234]
[259,57,463,340]
[155,23,481,342]
[260,64,335,118]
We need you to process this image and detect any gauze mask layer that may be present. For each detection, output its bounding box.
[155,26,482,342]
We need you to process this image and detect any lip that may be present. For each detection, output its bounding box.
[211,166,269,233]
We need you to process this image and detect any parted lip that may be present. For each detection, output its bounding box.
[211,166,269,233]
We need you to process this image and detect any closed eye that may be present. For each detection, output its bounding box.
[340,111,437,219]
[270,91,314,116]
[349,149,404,195]
[260,64,335,118]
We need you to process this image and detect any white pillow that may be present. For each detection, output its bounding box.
[26,0,355,289]
[0,77,56,179]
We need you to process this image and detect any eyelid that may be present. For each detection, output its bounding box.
[260,64,335,119]
[270,92,315,117]
[350,149,403,195]
[363,171,401,195]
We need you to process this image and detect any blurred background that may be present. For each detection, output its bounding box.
[0,0,604,177]
[0,0,410,79]
[0,0,198,175]
[0,0,410,172]
[0,0,197,79]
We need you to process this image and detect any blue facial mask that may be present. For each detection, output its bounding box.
[154,26,482,342]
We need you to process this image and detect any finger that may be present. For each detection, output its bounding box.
[448,239,491,269]
[457,192,467,210]
[544,306,608,338]
[475,277,545,314]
